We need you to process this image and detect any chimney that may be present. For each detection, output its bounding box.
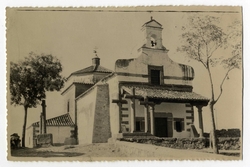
[92,50,100,66]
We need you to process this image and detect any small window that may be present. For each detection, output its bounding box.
[67,101,70,113]
[174,118,184,132]
[148,65,164,85]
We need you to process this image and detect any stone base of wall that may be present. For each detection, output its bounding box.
[118,137,241,150]
[37,134,53,147]
[119,137,209,149]
[218,137,241,150]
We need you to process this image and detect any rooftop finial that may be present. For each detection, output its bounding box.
[93,48,98,57]
[92,48,100,66]
[151,16,153,20]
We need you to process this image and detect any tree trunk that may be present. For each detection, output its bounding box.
[206,63,219,154]
[209,102,219,154]
[22,106,28,147]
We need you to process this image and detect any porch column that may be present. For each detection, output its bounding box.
[149,104,155,135]
[130,99,136,133]
[196,105,204,138]
[144,104,149,133]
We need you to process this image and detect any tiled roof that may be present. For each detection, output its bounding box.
[32,113,75,127]
[71,65,113,76]
[122,85,209,102]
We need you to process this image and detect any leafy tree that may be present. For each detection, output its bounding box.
[177,15,242,154]
[10,53,65,147]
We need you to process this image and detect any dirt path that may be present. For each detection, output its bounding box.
[9,143,241,161]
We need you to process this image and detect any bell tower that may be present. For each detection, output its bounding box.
[142,17,164,50]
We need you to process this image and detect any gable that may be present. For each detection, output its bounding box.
[144,20,162,28]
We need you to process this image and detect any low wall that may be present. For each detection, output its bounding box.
[119,138,209,149]
[217,137,241,150]
[216,129,241,137]
[37,134,53,147]
[119,137,241,150]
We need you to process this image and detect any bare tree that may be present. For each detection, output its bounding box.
[177,15,242,154]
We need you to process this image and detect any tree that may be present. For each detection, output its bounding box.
[10,52,65,147]
[177,15,242,154]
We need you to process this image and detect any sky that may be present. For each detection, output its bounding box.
[6,7,242,137]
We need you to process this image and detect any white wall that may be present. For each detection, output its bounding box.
[62,85,76,123]
[77,87,97,144]
[115,48,193,86]
[130,101,191,138]
[26,126,74,147]
[47,126,74,144]
[25,126,34,148]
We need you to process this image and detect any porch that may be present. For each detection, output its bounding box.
[112,84,209,138]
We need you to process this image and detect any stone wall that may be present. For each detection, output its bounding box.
[92,84,111,143]
[216,129,241,137]
[217,137,241,150]
[119,137,209,149]
[37,134,53,147]
[119,137,241,150]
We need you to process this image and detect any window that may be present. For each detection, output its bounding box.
[151,69,161,85]
[174,118,184,132]
[135,117,145,132]
[148,65,164,85]
[67,101,70,113]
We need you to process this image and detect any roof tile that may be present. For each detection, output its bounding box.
[122,85,209,101]
[71,65,113,76]
[32,113,75,127]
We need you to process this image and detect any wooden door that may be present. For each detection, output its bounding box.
[155,118,168,137]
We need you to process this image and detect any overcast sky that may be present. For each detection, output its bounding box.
[6,7,242,136]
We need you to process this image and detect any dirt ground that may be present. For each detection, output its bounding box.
[9,143,241,161]
[10,143,128,158]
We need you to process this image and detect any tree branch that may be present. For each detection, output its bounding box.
[214,67,234,104]
[208,43,222,58]
[197,44,207,68]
